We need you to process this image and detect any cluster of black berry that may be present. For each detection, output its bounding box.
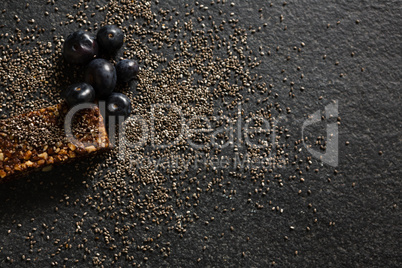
[62,25,138,119]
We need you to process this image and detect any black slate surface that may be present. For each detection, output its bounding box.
[0,0,401,267]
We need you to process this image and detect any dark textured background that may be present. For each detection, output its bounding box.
[0,0,401,267]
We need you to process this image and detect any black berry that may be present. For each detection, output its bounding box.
[84,59,117,99]
[106,93,131,119]
[62,83,96,107]
[63,31,98,65]
[97,25,124,55]
[116,59,140,83]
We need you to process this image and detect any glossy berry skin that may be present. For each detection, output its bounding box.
[116,59,140,83]
[97,25,124,54]
[84,59,117,99]
[63,31,98,65]
[62,83,95,107]
[106,93,131,119]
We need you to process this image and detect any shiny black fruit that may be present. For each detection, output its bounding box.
[116,59,140,83]
[84,59,117,99]
[97,25,124,54]
[63,31,98,65]
[106,93,131,119]
[62,82,96,107]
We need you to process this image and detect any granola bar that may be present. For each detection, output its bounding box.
[0,103,109,182]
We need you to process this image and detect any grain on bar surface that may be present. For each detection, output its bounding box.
[0,103,109,182]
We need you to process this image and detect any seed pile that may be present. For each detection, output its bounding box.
[0,0,343,266]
